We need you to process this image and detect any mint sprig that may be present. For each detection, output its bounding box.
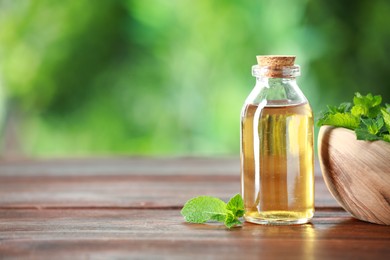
[181,194,245,228]
[317,92,390,143]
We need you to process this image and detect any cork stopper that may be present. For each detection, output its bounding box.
[254,55,298,78]
[256,55,296,67]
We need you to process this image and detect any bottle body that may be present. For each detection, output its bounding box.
[240,64,314,225]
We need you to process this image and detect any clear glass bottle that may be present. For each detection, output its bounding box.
[240,55,314,225]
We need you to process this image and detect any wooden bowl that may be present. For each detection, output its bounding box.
[318,126,390,225]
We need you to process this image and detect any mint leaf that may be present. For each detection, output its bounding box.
[210,213,227,222]
[317,112,359,129]
[225,212,242,228]
[226,193,245,218]
[317,102,353,127]
[381,108,390,132]
[351,105,367,118]
[361,117,384,135]
[181,196,228,224]
[181,194,245,228]
[355,127,382,141]
[353,92,382,107]
[383,134,390,142]
[317,92,390,143]
[351,92,382,118]
[328,102,352,113]
[385,104,390,113]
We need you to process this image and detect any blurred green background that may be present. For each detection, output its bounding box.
[0,0,390,158]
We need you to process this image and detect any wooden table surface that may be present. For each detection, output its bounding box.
[0,157,389,259]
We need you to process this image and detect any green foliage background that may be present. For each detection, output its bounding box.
[0,0,389,157]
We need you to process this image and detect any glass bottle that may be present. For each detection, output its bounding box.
[240,55,314,225]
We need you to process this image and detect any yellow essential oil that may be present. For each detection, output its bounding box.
[240,55,314,225]
[241,102,314,224]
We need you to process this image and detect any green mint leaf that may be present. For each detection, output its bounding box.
[225,215,242,228]
[226,193,245,218]
[351,105,367,118]
[326,102,352,114]
[351,92,382,118]
[355,127,382,141]
[317,102,353,127]
[361,117,384,135]
[383,134,390,142]
[385,104,390,113]
[381,108,390,132]
[317,92,390,143]
[181,196,228,224]
[209,213,227,222]
[317,112,359,129]
[336,102,352,113]
[181,194,245,228]
[326,105,338,114]
[353,92,382,107]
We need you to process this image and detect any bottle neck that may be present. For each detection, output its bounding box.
[256,76,297,86]
[252,64,301,78]
[246,64,306,106]
[247,76,306,106]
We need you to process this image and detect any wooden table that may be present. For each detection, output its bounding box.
[0,157,389,259]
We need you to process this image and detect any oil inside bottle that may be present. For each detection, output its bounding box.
[241,101,314,225]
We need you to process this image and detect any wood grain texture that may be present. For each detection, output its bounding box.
[1,209,389,259]
[318,126,390,225]
[0,157,388,259]
[0,157,336,208]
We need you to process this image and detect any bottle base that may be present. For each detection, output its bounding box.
[244,210,314,225]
